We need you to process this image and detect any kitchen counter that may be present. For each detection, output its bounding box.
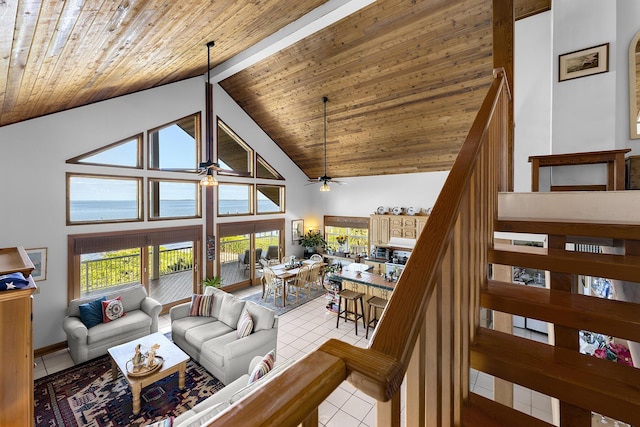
[327,269,396,291]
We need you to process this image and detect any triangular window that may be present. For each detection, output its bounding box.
[256,154,283,180]
[66,134,142,168]
[217,119,254,177]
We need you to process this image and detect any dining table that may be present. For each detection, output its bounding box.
[266,260,322,307]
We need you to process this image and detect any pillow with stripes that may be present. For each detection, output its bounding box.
[248,349,275,384]
[189,294,214,317]
[236,311,254,338]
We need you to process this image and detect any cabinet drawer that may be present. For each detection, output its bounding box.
[403,217,416,227]
[389,217,404,228]
[389,228,403,238]
[403,229,416,238]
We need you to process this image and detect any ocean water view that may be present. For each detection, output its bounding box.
[70,199,279,221]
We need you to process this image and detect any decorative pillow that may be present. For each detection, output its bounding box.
[236,311,254,338]
[102,296,126,323]
[248,349,276,385]
[189,294,214,317]
[0,273,30,290]
[218,294,246,328]
[143,417,174,427]
[78,296,106,328]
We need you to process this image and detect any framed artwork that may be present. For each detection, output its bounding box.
[26,247,47,281]
[559,43,609,82]
[291,219,304,243]
[206,235,215,261]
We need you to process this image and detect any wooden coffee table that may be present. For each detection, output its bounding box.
[107,332,189,415]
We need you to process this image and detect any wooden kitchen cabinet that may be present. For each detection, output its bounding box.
[370,214,428,245]
[370,215,390,246]
[0,247,36,427]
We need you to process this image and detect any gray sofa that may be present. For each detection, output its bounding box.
[63,284,162,364]
[170,286,278,385]
[173,355,294,427]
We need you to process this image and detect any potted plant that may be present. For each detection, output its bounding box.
[203,276,223,288]
[299,230,327,254]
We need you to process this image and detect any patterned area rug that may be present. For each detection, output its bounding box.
[242,287,325,316]
[34,353,224,427]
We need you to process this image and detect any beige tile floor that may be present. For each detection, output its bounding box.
[35,288,555,426]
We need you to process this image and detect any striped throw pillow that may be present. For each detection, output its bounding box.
[248,349,276,384]
[189,294,214,317]
[236,311,254,338]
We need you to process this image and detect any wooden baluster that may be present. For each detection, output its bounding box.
[406,320,426,426]
[549,234,590,426]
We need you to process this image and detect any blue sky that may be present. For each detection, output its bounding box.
[71,124,263,201]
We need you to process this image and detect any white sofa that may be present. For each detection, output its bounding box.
[172,355,294,427]
[63,284,162,364]
[170,286,278,385]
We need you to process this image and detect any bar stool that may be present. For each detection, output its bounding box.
[366,296,388,339]
[336,289,365,335]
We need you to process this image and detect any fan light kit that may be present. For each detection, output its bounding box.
[308,96,346,191]
[200,40,220,187]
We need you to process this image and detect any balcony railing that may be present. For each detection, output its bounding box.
[80,246,193,295]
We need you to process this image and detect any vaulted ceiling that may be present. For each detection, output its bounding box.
[1,0,550,179]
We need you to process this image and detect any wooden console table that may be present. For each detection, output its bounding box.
[528,148,630,192]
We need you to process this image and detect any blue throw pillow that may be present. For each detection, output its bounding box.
[79,296,106,328]
[0,273,30,290]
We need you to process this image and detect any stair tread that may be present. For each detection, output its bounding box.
[463,393,554,427]
[471,328,640,426]
[496,219,640,240]
[482,280,640,343]
[489,245,640,282]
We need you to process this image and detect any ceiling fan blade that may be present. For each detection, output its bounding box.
[217,169,252,177]
[199,160,221,170]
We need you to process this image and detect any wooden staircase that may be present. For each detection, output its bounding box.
[464,217,640,426]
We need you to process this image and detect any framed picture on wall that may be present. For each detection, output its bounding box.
[26,248,47,281]
[291,219,304,243]
[559,43,609,82]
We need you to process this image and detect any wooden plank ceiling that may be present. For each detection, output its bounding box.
[0,0,327,127]
[1,0,548,179]
[220,0,494,178]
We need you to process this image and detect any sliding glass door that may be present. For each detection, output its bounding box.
[218,219,284,289]
[68,226,202,312]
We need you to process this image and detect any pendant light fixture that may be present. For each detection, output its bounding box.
[200,40,220,187]
[307,96,344,191]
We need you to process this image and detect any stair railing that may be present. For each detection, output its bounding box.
[207,69,510,427]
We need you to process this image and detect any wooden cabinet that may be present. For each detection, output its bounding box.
[389,216,417,238]
[0,247,36,427]
[370,215,390,246]
[370,214,428,246]
[626,155,640,189]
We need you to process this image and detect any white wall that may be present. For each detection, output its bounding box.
[515,2,640,190]
[514,11,553,192]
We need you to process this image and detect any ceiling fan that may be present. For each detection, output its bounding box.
[199,41,221,186]
[307,96,345,192]
[199,41,250,185]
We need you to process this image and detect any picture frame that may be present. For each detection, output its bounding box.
[26,247,47,281]
[559,43,609,82]
[291,219,304,243]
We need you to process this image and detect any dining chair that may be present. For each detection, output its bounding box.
[288,265,311,303]
[310,254,323,262]
[263,267,283,305]
[306,262,323,292]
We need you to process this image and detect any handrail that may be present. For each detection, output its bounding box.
[208,70,509,426]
